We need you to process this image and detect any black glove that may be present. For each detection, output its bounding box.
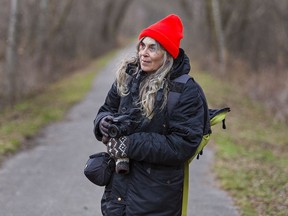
[107,136,129,158]
[115,158,130,174]
[99,115,113,136]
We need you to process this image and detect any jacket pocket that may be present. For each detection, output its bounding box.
[128,166,184,215]
[150,168,184,187]
[102,187,126,216]
[101,188,111,216]
[102,173,128,216]
[106,199,126,216]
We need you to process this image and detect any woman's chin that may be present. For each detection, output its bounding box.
[141,66,154,73]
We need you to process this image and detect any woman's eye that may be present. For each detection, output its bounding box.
[149,45,157,52]
[149,47,156,52]
[139,43,145,50]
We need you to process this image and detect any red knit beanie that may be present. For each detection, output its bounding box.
[138,14,183,59]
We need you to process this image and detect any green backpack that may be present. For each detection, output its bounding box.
[168,74,230,216]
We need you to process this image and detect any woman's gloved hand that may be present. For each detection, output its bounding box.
[107,136,130,174]
[99,115,113,144]
[107,136,130,158]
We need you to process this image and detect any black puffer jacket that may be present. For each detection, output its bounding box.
[94,49,206,216]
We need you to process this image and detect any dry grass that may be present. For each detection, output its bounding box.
[223,57,288,124]
[0,50,116,163]
[193,66,288,216]
[194,52,288,124]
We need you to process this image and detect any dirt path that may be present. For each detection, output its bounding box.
[0,46,239,216]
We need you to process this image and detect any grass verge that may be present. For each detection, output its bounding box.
[193,69,288,216]
[0,50,116,161]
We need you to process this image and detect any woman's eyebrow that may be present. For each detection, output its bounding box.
[145,42,157,48]
[142,39,157,46]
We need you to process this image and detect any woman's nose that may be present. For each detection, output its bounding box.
[142,49,149,57]
[140,47,149,56]
[143,51,149,57]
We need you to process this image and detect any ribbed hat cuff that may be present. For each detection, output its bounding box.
[139,29,179,59]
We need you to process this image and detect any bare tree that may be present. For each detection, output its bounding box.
[101,0,133,45]
[179,0,192,18]
[48,0,74,42]
[211,0,226,72]
[190,0,212,58]
[5,0,20,105]
[113,0,133,40]
[37,0,49,64]
[1,0,287,111]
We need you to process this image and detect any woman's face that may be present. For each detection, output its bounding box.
[138,37,164,73]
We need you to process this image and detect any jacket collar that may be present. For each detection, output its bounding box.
[170,48,191,80]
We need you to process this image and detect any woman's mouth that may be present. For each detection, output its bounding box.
[141,60,150,65]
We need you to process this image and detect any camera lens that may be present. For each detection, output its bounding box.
[108,125,120,138]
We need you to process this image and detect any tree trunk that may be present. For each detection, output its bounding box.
[101,0,116,43]
[211,0,226,72]
[101,0,133,44]
[179,0,193,18]
[191,0,210,55]
[111,0,133,39]
[5,0,20,105]
[37,0,49,63]
[49,0,75,41]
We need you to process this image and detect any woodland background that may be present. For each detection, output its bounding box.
[1,1,288,215]
[1,0,288,121]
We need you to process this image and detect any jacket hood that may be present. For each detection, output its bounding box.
[170,48,191,80]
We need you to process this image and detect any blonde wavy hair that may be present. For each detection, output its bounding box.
[116,38,174,119]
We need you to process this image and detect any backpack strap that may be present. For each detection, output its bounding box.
[167,74,191,116]
[168,74,210,135]
[168,74,210,216]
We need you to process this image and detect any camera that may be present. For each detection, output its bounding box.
[107,114,140,174]
[108,114,139,138]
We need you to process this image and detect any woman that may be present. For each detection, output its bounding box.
[94,14,207,216]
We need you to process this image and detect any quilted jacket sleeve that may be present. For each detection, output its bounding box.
[127,79,205,166]
[93,82,120,141]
